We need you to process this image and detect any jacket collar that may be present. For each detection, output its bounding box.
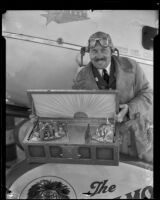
[87,55,120,76]
[86,56,118,89]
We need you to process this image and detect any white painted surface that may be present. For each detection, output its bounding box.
[9,162,153,199]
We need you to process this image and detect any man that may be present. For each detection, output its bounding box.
[72,31,153,162]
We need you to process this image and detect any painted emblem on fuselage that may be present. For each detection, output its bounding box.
[41,10,90,25]
[19,176,77,199]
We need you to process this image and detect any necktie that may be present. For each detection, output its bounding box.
[103,69,109,84]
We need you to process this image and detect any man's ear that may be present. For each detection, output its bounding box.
[80,47,88,55]
[75,51,90,67]
[112,48,119,57]
[85,46,89,53]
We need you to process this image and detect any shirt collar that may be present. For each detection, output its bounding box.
[98,62,111,76]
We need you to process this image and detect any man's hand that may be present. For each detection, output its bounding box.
[115,104,129,123]
[29,114,38,123]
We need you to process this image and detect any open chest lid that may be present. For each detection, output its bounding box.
[27,90,118,119]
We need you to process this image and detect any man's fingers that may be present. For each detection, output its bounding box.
[115,104,129,122]
[119,104,128,111]
[29,114,35,119]
[115,113,123,122]
[119,104,126,109]
[116,109,127,122]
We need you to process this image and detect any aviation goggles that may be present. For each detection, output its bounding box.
[88,38,111,49]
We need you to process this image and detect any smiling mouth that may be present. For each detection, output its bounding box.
[95,58,106,62]
[96,60,106,64]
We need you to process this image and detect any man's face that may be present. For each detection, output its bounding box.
[89,43,112,69]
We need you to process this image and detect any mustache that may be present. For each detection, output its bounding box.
[94,58,107,62]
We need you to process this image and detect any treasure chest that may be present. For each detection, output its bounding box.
[23,90,119,165]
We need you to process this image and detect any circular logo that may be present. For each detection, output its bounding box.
[19,176,77,199]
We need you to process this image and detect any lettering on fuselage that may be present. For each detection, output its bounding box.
[82,179,153,199]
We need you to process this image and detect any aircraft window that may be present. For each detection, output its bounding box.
[142,26,158,50]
